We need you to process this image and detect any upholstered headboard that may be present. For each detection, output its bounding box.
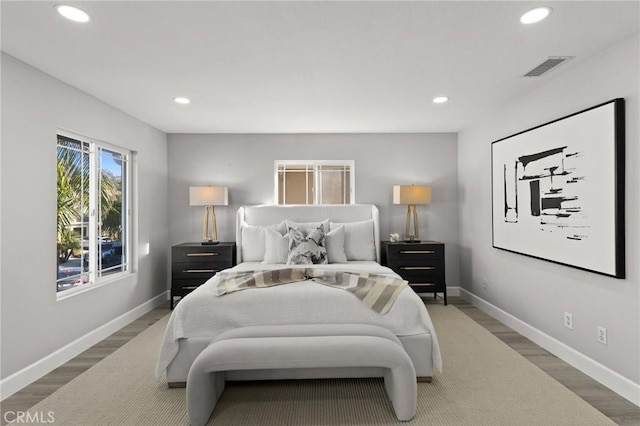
[236,204,381,263]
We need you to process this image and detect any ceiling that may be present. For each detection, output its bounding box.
[1,1,638,134]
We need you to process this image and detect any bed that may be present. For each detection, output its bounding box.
[156,204,441,385]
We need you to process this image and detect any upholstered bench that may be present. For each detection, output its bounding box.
[186,324,417,425]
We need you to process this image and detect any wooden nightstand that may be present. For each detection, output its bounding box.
[381,241,447,305]
[171,242,236,309]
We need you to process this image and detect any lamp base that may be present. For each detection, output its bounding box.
[404,204,424,244]
[202,240,219,245]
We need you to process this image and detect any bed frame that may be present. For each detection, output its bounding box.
[166,204,434,385]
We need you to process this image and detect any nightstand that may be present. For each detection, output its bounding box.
[171,242,236,309]
[381,241,447,305]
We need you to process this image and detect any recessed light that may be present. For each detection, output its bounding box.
[174,97,191,105]
[55,4,90,23]
[520,7,552,24]
[433,96,449,104]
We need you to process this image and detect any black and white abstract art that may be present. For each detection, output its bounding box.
[491,99,625,278]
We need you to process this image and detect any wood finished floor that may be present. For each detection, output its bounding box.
[1,297,638,425]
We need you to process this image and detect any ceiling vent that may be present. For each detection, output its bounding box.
[523,56,573,77]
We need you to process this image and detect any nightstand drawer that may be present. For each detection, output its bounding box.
[389,261,443,277]
[172,246,233,263]
[390,258,442,268]
[409,282,445,292]
[172,262,228,279]
[403,273,444,284]
[172,279,210,292]
[386,244,443,260]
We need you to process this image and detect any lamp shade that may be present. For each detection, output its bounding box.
[393,185,431,205]
[189,186,229,206]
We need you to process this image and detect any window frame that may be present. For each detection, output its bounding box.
[274,160,355,205]
[56,129,133,299]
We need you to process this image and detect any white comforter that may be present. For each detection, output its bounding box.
[156,262,442,377]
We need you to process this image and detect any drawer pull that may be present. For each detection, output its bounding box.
[182,286,198,290]
[183,269,217,273]
[410,283,436,287]
[400,250,435,254]
[186,253,218,257]
[400,266,435,270]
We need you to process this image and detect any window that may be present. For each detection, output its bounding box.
[275,160,354,205]
[56,131,131,294]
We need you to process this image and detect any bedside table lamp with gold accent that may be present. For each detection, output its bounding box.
[189,186,229,245]
[393,184,432,243]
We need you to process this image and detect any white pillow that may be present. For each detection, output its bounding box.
[329,219,376,261]
[325,225,347,263]
[284,219,330,236]
[241,221,287,262]
[262,227,289,264]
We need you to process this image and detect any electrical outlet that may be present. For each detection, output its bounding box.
[564,312,573,330]
[598,327,607,345]
[482,279,488,290]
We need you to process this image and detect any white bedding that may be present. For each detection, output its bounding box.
[156,261,442,377]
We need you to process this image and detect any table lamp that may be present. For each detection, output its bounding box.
[393,184,432,242]
[189,186,229,245]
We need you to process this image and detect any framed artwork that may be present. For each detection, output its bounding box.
[491,99,625,278]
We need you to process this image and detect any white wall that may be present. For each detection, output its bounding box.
[168,133,460,286]
[0,54,169,385]
[458,33,639,393]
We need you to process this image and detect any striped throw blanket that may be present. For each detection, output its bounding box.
[214,268,408,314]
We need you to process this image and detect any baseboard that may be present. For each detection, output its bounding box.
[0,291,169,401]
[460,288,640,407]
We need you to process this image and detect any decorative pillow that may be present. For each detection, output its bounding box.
[325,225,348,263]
[284,219,330,236]
[241,221,287,262]
[329,219,376,261]
[262,228,289,264]
[287,225,328,265]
